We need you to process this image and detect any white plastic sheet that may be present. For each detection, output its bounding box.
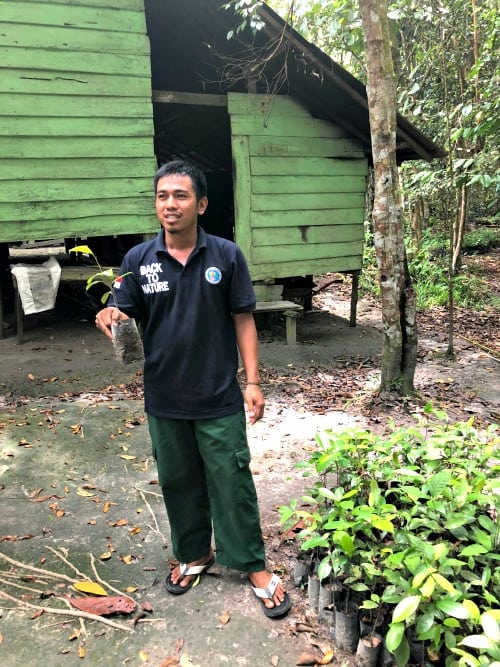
[11,257,62,315]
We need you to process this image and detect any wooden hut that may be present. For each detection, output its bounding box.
[0,0,444,326]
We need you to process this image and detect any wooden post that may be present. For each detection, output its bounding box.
[350,270,360,327]
[284,310,299,346]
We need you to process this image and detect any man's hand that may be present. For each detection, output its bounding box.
[244,384,265,425]
[95,307,129,341]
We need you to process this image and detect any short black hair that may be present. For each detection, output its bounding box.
[154,160,208,201]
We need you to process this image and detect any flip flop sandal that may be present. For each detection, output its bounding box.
[251,573,292,618]
[165,556,215,595]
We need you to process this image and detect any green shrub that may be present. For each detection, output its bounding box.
[462,227,500,254]
[361,231,496,310]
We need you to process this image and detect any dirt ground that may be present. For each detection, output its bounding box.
[1,254,498,424]
[0,258,498,666]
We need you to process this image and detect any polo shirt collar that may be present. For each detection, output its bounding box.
[153,226,208,257]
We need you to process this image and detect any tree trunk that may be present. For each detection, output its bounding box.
[358,0,417,395]
[452,184,468,273]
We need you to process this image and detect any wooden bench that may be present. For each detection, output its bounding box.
[255,300,303,346]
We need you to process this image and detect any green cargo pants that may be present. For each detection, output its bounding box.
[148,409,266,572]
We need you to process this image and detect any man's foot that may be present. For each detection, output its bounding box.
[249,571,291,618]
[165,551,215,595]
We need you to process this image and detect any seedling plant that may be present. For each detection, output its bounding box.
[280,405,500,666]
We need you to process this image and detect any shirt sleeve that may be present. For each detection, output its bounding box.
[229,245,256,314]
[109,252,145,321]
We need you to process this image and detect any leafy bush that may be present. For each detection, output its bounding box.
[462,228,500,254]
[361,230,496,310]
[280,406,500,666]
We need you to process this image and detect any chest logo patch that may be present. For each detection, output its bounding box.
[205,267,222,285]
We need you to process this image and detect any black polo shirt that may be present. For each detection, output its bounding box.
[113,227,256,419]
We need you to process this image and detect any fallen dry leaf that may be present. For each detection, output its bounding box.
[30,494,61,503]
[108,518,129,527]
[271,656,280,666]
[158,658,180,667]
[100,552,112,560]
[78,645,86,658]
[120,554,136,565]
[139,650,149,662]
[296,651,323,666]
[295,622,316,633]
[319,648,334,665]
[103,501,117,513]
[73,581,108,596]
[69,595,137,616]
[76,487,95,497]
[0,534,34,542]
[219,611,230,625]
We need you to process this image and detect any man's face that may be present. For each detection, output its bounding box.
[155,174,207,235]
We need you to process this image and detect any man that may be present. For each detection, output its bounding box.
[95,160,291,618]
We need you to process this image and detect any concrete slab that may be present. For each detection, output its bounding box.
[0,396,344,666]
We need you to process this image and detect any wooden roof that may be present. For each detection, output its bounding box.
[145,0,445,166]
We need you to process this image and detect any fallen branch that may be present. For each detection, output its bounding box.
[0,552,76,584]
[60,596,87,638]
[47,546,91,582]
[134,486,167,543]
[89,553,127,598]
[0,576,47,596]
[0,590,132,632]
[457,334,500,361]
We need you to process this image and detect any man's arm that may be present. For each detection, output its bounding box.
[233,312,265,424]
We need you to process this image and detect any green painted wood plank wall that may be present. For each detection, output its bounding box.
[228,93,368,280]
[0,0,157,243]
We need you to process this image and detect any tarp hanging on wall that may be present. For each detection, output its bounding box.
[11,257,61,315]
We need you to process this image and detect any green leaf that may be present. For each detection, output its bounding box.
[460,544,488,557]
[420,575,436,598]
[317,487,336,500]
[317,558,332,582]
[413,568,434,588]
[437,599,470,619]
[392,595,421,623]
[481,612,500,641]
[433,543,447,561]
[432,573,457,594]
[349,582,370,592]
[70,245,94,257]
[460,635,495,650]
[392,635,410,667]
[425,469,452,496]
[462,599,481,623]
[372,517,395,533]
[386,622,405,651]
[301,535,328,550]
[416,611,435,636]
[338,532,355,557]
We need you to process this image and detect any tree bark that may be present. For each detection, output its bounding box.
[358,0,417,395]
